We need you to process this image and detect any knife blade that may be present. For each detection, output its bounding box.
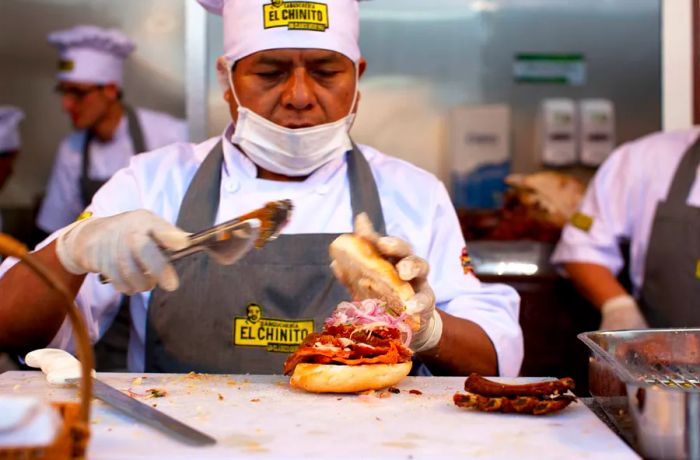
[25,348,216,446]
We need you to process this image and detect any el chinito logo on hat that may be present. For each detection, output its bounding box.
[263,1,330,32]
[58,59,75,71]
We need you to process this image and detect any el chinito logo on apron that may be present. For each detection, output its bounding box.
[263,0,330,32]
[233,303,314,353]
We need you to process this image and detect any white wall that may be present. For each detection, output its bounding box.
[662,0,694,131]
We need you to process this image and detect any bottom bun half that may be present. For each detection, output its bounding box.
[289,361,412,393]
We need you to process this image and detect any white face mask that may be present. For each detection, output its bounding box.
[227,63,358,177]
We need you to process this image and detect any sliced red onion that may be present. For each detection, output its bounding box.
[325,299,412,347]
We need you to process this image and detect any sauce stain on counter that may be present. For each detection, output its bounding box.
[221,432,273,453]
[382,440,418,449]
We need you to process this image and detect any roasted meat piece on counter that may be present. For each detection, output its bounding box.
[453,373,577,415]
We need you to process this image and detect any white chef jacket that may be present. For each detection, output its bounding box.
[36,108,187,233]
[1,127,523,376]
[552,128,700,297]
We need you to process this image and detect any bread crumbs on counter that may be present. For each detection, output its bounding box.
[378,391,392,399]
[146,388,168,398]
[12,384,20,391]
[226,379,237,386]
[357,391,379,403]
[250,398,261,403]
[218,393,225,401]
[152,403,157,408]
[131,377,143,386]
[91,417,102,425]
[409,389,423,395]
[388,387,400,394]
[185,371,210,381]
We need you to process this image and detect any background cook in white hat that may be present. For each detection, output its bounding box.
[0,1,522,377]
[36,25,188,235]
[34,25,187,372]
[0,106,24,234]
[552,128,700,330]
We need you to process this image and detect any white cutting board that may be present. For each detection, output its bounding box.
[0,372,639,459]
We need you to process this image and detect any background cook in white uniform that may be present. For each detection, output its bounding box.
[0,129,524,376]
[37,109,187,233]
[0,106,25,236]
[552,128,700,325]
[36,26,187,233]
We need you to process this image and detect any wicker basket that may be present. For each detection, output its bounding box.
[0,233,94,460]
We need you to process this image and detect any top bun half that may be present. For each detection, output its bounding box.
[329,234,416,322]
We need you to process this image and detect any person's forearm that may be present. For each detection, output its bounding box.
[563,262,627,309]
[417,310,498,376]
[0,240,85,352]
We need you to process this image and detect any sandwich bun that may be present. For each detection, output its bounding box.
[329,234,418,329]
[289,361,412,393]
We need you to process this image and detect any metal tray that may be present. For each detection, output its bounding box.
[579,329,700,460]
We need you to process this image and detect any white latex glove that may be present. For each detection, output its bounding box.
[56,210,190,295]
[354,213,443,353]
[600,294,648,331]
[24,348,90,385]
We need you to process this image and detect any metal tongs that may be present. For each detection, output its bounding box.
[100,200,293,284]
[170,199,293,262]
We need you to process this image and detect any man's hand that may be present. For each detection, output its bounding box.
[354,213,443,352]
[56,210,190,295]
[600,294,648,330]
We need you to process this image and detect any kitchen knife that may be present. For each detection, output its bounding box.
[25,348,216,446]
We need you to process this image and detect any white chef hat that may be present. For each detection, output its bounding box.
[48,25,135,87]
[0,106,24,153]
[196,0,360,63]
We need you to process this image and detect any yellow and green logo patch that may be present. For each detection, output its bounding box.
[570,212,593,232]
[76,211,93,221]
[58,60,74,72]
[461,246,474,275]
[233,303,314,353]
[263,1,329,32]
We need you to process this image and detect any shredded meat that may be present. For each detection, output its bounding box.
[283,325,412,375]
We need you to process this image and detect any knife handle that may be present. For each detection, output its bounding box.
[25,348,94,385]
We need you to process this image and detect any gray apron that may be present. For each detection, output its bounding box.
[80,106,146,207]
[640,135,700,327]
[88,106,145,370]
[145,141,386,373]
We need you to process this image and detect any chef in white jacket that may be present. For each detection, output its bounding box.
[0,0,522,377]
[552,129,700,330]
[37,26,187,234]
[0,106,24,235]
